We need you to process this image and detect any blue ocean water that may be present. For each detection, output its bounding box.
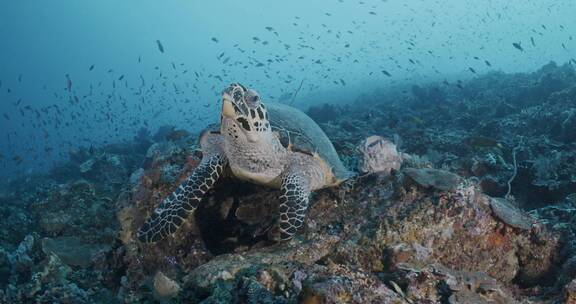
[0,0,575,180]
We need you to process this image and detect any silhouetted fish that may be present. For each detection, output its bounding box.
[65,74,72,92]
[156,40,165,53]
[512,42,524,52]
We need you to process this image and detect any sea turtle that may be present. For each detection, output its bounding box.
[138,83,351,243]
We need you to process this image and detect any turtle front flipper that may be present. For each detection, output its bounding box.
[277,173,311,241]
[137,154,227,243]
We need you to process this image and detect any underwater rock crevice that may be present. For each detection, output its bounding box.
[194,178,275,255]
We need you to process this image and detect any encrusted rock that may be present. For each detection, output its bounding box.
[404,168,462,191]
[489,197,535,230]
[153,271,180,299]
[79,159,95,173]
[392,264,517,304]
[565,279,576,304]
[41,237,109,268]
[299,273,405,304]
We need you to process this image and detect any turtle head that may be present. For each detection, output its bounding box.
[221,83,271,143]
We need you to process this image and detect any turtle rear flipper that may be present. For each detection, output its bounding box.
[137,154,227,243]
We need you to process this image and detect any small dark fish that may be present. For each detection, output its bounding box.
[13,155,23,165]
[469,67,477,74]
[512,42,524,52]
[211,37,219,43]
[484,60,492,67]
[118,75,124,81]
[89,64,94,71]
[156,40,165,53]
[382,70,392,77]
[369,11,377,15]
[530,37,536,47]
[562,43,567,50]
[18,74,22,82]
[65,74,72,92]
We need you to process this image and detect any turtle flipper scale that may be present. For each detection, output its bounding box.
[137,154,227,243]
[278,173,310,241]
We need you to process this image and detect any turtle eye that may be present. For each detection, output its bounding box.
[244,89,261,106]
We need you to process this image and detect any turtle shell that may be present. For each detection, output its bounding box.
[266,102,351,182]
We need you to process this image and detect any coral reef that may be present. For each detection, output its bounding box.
[1,62,576,303]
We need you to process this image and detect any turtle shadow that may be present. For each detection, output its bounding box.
[194,177,278,255]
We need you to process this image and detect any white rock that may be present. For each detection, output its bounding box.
[357,135,404,175]
[153,271,180,299]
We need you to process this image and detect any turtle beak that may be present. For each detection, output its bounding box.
[221,95,236,119]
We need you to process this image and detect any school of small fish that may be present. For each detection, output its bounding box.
[0,1,574,177]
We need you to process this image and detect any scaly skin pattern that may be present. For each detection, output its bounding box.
[137,154,227,243]
[222,117,289,187]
